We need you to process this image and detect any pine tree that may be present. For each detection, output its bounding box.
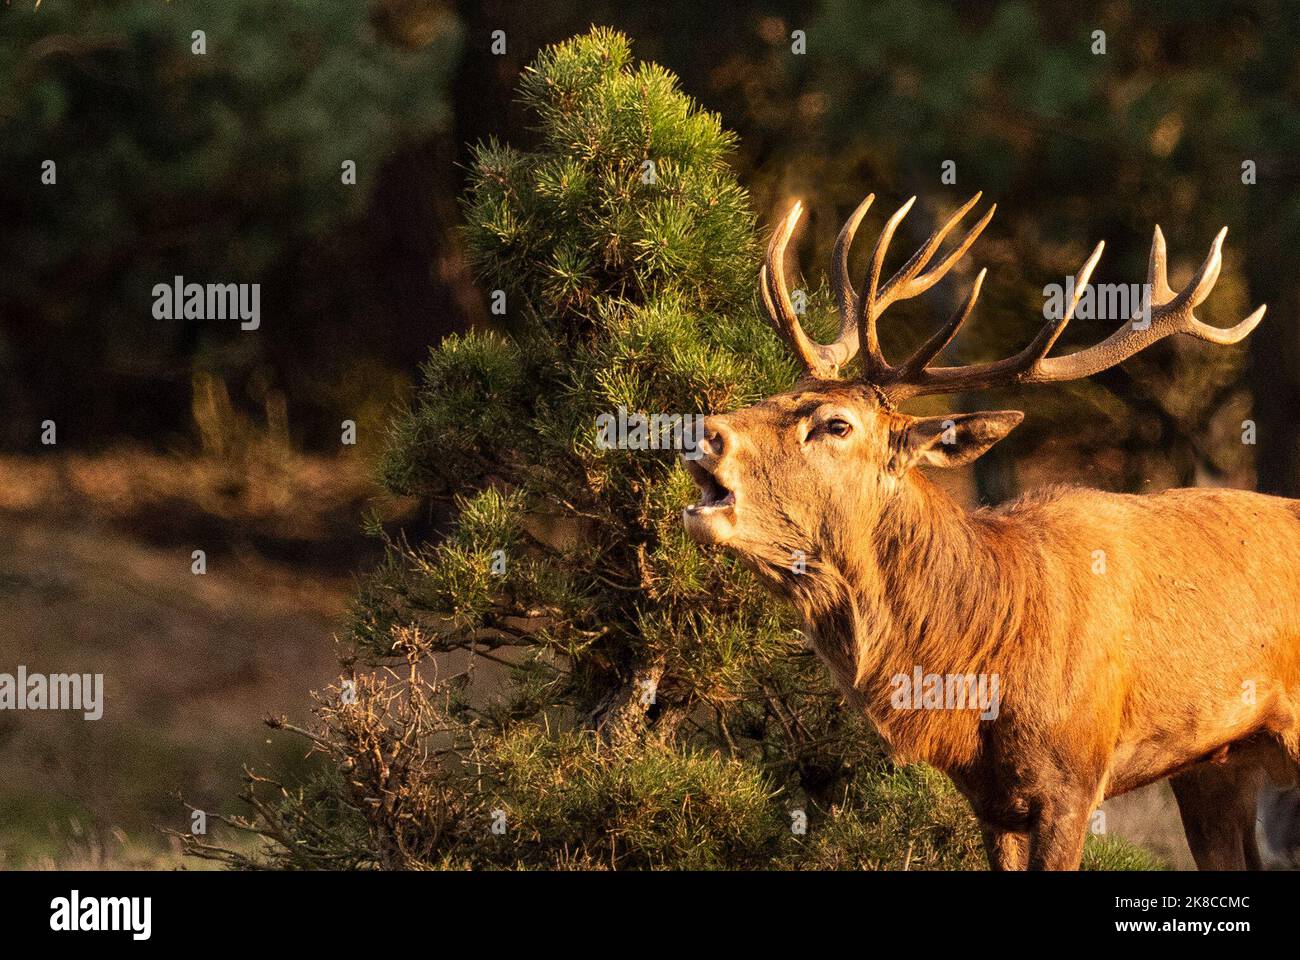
[193,27,1157,871]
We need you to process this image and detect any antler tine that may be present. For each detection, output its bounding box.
[760,203,817,372]
[1026,227,1264,382]
[1024,240,1107,363]
[759,200,862,379]
[880,193,992,307]
[761,193,994,384]
[1152,226,1264,345]
[1176,227,1225,311]
[879,225,1263,401]
[880,240,1107,400]
[760,263,819,376]
[895,268,987,380]
[880,281,1052,400]
[1146,225,1175,302]
[859,196,917,380]
[831,194,876,329]
[857,194,994,385]
[1191,303,1268,344]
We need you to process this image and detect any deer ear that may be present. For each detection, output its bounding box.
[892,411,1024,472]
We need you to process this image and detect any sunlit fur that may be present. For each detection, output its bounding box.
[683,379,1300,870]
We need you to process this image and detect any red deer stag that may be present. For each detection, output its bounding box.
[681,191,1300,870]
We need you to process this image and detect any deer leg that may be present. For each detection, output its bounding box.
[1027,791,1097,870]
[980,824,1029,870]
[1259,782,1300,867]
[1170,763,1264,870]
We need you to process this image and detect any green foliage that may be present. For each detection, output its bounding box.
[208,26,1158,871]
[463,28,756,324]
[379,333,538,496]
[1082,834,1166,872]
[485,730,786,869]
[784,760,984,870]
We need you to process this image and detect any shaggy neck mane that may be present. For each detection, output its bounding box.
[787,471,1044,771]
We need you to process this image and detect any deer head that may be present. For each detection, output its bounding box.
[681,192,1266,587]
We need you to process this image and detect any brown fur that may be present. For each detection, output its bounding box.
[682,380,1300,869]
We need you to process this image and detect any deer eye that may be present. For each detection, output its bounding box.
[824,418,852,438]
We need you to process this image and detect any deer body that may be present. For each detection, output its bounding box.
[682,191,1298,869]
[808,470,1300,837]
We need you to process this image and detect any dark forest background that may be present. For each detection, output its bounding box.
[5,0,1298,497]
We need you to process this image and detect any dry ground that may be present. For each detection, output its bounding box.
[0,449,393,868]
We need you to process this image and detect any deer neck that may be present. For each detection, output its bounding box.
[797,472,1031,769]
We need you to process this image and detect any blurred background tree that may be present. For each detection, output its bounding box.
[0,0,461,451]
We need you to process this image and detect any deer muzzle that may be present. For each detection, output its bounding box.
[681,451,737,544]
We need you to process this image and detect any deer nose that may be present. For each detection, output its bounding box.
[700,417,734,460]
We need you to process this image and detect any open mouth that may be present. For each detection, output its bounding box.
[683,459,735,514]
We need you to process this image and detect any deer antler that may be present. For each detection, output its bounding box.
[759,193,993,380]
[759,194,1266,401]
[881,226,1266,400]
